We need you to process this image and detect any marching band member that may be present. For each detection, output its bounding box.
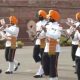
[66,18,80,68]
[4,16,20,74]
[33,10,47,78]
[0,19,6,73]
[42,10,61,80]
[74,12,80,80]
[71,25,79,68]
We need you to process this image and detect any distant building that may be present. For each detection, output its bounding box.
[0,0,80,45]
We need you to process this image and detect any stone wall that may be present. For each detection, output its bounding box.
[0,0,80,45]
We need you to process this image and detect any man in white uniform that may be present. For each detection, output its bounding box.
[42,10,61,80]
[74,12,80,80]
[0,19,6,73]
[33,10,47,78]
[4,16,20,74]
[67,21,80,67]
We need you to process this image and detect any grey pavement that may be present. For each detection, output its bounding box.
[0,46,78,80]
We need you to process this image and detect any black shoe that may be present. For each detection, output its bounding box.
[14,63,20,71]
[33,75,43,78]
[74,71,77,74]
[0,69,2,73]
[5,71,13,74]
[72,65,76,67]
[72,63,76,67]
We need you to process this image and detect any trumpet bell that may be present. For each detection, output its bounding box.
[0,31,5,41]
[27,20,36,41]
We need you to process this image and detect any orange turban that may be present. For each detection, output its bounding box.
[9,16,18,24]
[76,12,80,20]
[38,10,47,18]
[48,10,60,21]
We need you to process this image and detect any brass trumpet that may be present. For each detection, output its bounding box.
[66,18,78,27]
[0,18,11,41]
[0,18,16,49]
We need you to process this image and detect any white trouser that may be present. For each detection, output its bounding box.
[7,60,18,71]
[7,62,14,71]
[36,65,44,75]
[13,60,18,69]
[50,77,58,80]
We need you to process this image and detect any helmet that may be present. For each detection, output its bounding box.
[48,10,60,21]
[38,10,47,18]
[9,16,18,24]
[76,12,80,20]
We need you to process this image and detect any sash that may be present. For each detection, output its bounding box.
[11,36,16,49]
[40,38,45,48]
[48,38,58,55]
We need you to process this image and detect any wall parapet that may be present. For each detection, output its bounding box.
[0,0,80,9]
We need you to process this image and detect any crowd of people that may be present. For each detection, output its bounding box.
[0,10,80,80]
[32,10,80,80]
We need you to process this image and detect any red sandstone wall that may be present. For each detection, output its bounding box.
[0,0,80,45]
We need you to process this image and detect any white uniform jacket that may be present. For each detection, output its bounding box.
[67,22,80,45]
[35,20,47,45]
[5,25,19,47]
[44,22,62,53]
[75,22,80,57]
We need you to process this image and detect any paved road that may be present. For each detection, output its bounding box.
[0,46,78,80]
